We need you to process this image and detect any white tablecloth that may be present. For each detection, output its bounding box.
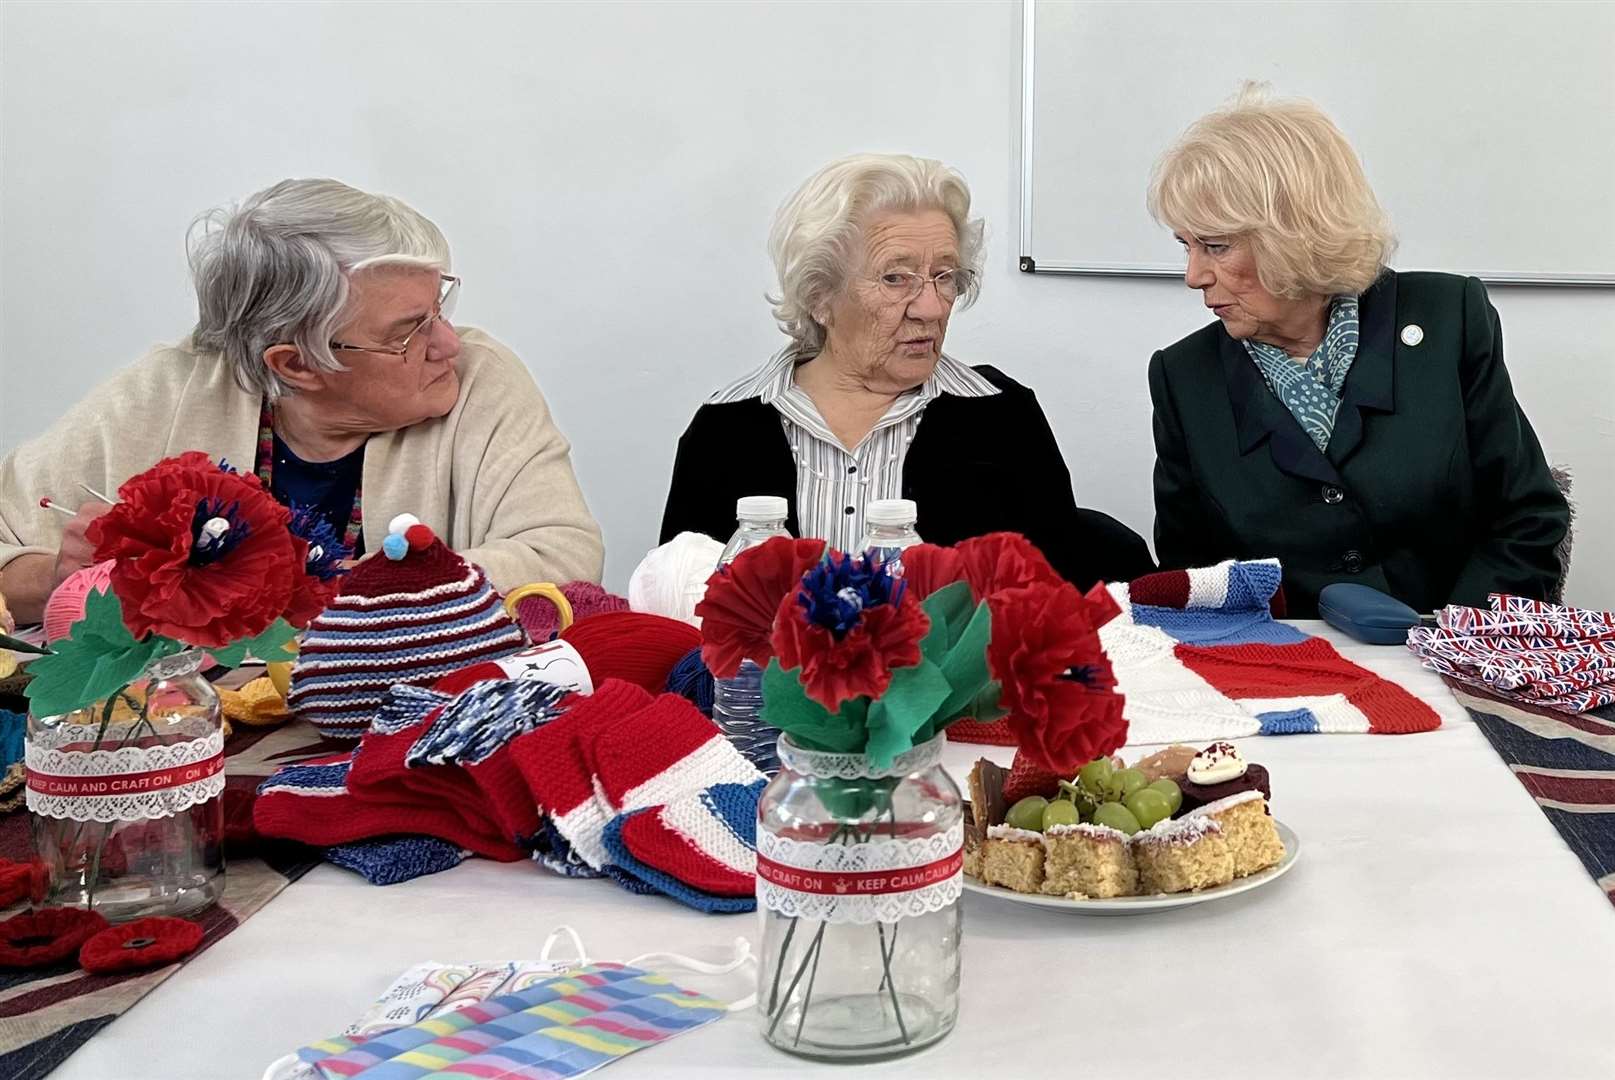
[54,623,1615,1080]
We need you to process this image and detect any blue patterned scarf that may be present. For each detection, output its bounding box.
[1243,295,1359,451]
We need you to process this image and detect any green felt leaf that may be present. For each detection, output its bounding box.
[933,599,995,720]
[24,590,179,716]
[759,660,867,753]
[207,619,300,669]
[865,659,952,769]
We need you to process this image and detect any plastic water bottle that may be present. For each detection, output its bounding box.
[713,495,792,772]
[859,498,922,576]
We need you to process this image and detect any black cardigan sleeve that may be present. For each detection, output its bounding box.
[1446,277,1569,604]
[659,406,734,545]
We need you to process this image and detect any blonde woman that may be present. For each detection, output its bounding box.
[1145,89,1567,616]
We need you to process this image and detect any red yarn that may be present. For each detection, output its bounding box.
[558,612,701,694]
[78,916,203,974]
[0,908,108,968]
[0,859,33,908]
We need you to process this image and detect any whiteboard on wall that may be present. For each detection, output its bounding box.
[1019,0,1615,285]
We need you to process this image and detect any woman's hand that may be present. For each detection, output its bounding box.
[53,502,113,587]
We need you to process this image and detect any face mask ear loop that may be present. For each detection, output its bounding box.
[627,937,758,1013]
[537,925,590,968]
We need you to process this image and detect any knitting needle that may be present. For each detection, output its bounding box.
[76,481,117,505]
[38,498,77,517]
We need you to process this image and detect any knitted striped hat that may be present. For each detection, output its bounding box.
[288,523,526,739]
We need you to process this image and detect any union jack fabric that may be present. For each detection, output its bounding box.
[1407,594,1615,713]
[1446,677,1615,909]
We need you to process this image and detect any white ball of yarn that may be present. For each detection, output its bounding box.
[628,531,724,627]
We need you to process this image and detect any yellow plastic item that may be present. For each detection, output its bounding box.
[502,582,574,634]
[266,660,294,701]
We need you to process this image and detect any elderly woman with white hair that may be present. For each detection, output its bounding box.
[1146,90,1568,616]
[0,178,603,622]
[660,153,1153,589]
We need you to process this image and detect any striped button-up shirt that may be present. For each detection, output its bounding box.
[710,349,1000,552]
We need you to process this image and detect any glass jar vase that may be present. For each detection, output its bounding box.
[26,650,226,921]
[755,733,963,1061]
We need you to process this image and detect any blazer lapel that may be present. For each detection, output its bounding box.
[1220,330,1342,486]
[1326,270,1398,466]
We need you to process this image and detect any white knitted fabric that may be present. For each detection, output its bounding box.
[1099,616,1259,745]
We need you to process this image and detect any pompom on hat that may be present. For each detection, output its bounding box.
[287,517,526,739]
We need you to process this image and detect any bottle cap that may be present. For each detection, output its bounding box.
[864,498,918,526]
[736,495,788,521]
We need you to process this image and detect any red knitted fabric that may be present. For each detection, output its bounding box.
[559,613,700,693]
[78,917,203,974]
[512,582,630,642]
[1175,638,1440,733]
[510,680,655,817]
[0,908,108,968]
[340,537,466,595]
[0,859,33,908]
[945,717,1016,746]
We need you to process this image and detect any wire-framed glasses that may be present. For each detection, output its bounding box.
[871,267,975,305]
[330,274,461,359]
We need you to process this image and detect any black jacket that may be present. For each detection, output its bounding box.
[1149,270,1568,617]
[660,364,1154,589]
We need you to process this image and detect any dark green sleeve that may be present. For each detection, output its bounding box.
[1446,277,1570,605]
[1148,350,1222,570]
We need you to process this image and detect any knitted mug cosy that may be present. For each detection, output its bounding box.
[287,533,526,739]
[509,581,630,643]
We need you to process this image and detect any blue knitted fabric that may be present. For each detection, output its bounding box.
[1131,604,1308,645]
[665,647,715,718]
[404,679,571,767]
[534,819,604,879]
[602,779,763,914]
[326,835,467,885]
[0,709,24,769]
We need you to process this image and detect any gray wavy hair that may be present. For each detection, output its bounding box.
[188,178,451,399]
[768,154,984,353]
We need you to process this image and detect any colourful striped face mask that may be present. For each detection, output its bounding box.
[265,929,755,1080]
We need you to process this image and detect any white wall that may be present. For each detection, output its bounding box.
[3,0,1610,607]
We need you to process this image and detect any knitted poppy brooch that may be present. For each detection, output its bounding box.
[0,907,108,968]
[79,916,204,974]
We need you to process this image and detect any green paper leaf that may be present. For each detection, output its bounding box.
[865,659,952,769]
[207,619,300,669]
[759,660,867,753]
[24,590,179,716]
[933,599,995,720]
[919,581,976,657]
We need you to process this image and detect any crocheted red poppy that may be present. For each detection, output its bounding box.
[0,908,109,968]
[0,859,33,908]
[78,916,203,974]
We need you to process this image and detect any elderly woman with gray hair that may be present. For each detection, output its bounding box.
[660,153,1152,589]
[1146,89,1568,616]
[0,178,603,622]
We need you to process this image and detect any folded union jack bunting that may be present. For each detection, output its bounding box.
[1408,594,1615,714]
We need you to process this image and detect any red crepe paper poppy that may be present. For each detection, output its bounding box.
[89,452,302,648]
[281,535,343,628]
[770,575,930,713]
[0,859,33,908]
[987,580,1128,774]
[895,543,963,601]
[694,537,828,679]
[79,916,204,974]
[0,907,108,968]
[953,533,1065,597]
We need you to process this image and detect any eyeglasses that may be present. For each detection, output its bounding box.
[330,274,461,359]
[871,268,976,305]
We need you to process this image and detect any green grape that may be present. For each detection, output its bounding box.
[1148,778,1183,815]
[1114,768,1148,798]
[1042,800,1081,830]
[1124,788,1172,829]
[1005,796,1048,832]
[1057,780,1083,803]
[1091,802,1142,836]
[1077,758,1114,795]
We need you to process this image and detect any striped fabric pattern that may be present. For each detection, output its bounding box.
[1243,295,1360,452]
[710,349,998,551]
[296,964,726,1080]
[289,549,527,739]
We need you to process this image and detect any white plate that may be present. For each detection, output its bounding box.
[963,821,1300,915]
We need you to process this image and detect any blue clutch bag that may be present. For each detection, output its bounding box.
[1317,583,1422,645]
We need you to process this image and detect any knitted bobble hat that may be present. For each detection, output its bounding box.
[288,522,526,739]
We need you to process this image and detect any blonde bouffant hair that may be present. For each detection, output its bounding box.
[1148,85,1397,298]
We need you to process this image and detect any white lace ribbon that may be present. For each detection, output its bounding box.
[26,726,226,823]
[756,821,963,924]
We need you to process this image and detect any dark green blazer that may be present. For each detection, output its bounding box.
[1148,270,1568,617]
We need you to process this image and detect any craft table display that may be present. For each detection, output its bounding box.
[37,624,1615,1080]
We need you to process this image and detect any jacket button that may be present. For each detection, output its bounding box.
[1322,485,1344,505]
[1342,550,1364,573]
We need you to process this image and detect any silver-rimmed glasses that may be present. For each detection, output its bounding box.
[871,267,976,305]
[330,274,461,358]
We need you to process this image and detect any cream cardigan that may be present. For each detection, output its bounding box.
[0,328,605,592]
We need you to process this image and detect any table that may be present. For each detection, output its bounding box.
[53,624,1615,1080]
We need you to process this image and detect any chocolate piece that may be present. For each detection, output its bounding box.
[968,758,1009,844]
[1180,762,1271,812]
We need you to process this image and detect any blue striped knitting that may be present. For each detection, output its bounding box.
[1131,560,1307,646]
[402,679,572,767]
